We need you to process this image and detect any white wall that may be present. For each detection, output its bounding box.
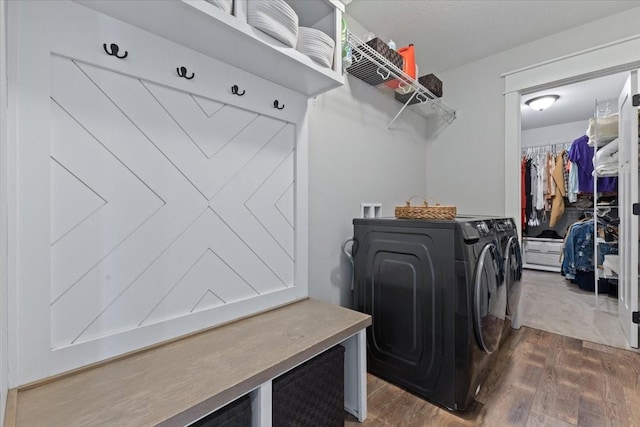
[307,15,434,307]
[427,6,640,216]
[304,8,640,307]
[0,0,8,420]
[521,119,587,148]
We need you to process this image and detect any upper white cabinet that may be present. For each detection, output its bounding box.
[74,0,345,97]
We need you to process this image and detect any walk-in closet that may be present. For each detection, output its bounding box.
[519,71,640,350]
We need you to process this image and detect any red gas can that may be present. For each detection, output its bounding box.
[386,44,415,89]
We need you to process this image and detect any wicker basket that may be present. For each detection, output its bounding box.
[189,394,251,426]
[346,38,404,86]
[272,345,344,427]
[394,73,443,105]
[395,196,456,220]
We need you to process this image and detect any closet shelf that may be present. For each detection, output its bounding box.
[596,238,618,244]
[595,171,619,177]
[345,30,456,128]
[592,98,621,310]
[566,205,619,210]
[597,267,619,281]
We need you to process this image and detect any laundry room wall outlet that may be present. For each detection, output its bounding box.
[361,203,382,218]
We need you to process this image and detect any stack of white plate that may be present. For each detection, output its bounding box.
[205,0,233,14]
[247,0,299,48]
[296,27,335,68]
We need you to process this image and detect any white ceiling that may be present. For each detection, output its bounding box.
[521,72,629,130]
[346,1,639,74]
[345,1,639,130]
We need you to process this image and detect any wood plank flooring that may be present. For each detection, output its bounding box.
[345,327,640,426]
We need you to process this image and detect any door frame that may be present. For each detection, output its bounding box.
[503,34,640,347]
[0,0,8,417]
[617,71,639,348]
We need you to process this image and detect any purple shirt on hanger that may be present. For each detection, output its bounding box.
[568,135,617,193]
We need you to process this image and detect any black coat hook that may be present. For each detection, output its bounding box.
[273,100,285,110]
[103,43,128,59]
[177,66,195,80]
[231,85,246,96]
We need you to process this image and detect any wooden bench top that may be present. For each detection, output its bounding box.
[7,299,371,427]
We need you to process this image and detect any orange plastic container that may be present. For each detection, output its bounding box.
[385,44,415,89]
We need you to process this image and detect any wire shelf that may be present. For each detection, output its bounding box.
[345,30,456,126]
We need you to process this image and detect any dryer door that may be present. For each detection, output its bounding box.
[473,243,506,354]
[505,236,523,317]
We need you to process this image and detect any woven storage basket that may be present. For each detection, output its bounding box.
[346,38,404,86]
[394,73,443,105]
[189,394,251,426]
[395,196,456,220]
[272,345,344,427]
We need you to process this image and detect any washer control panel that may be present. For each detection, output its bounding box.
[494,218,515,233]
[460,219,500,242]
[471,220,492,237]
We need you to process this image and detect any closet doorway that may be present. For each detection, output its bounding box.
[518,72,633,350]
[503,36,640,347]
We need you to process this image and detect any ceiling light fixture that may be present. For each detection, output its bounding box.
[525,95,559,111]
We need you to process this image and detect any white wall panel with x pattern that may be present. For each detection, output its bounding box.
[11,0,309,384]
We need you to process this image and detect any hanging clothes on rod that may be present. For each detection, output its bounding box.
[521,142,571,233]
[550,150,566,227]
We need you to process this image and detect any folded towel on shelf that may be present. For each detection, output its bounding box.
[595,163,618,176]
[587,113,618,147]
[594,137,618,177]
[594,137,619,169]
[602,254,619,277]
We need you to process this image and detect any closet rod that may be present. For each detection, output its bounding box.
[521,141,572,155]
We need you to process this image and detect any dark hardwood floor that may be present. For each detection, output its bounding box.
[345,327,640,426]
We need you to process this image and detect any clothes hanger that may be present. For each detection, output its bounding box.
[597,101,611,116]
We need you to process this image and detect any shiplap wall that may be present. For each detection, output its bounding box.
[50,55,296,347]
[12,0,308,384]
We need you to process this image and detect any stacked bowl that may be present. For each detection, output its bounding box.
[205,0,233,14]
[296,27,335,68]
[247,0,299,48]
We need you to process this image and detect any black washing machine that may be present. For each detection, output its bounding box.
[493,218,523,331]
[352,217,506,411]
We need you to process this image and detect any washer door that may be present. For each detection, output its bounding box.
[504,236,523,317]
[473,243,506,354]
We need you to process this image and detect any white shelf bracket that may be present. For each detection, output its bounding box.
[388,91,419,128]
